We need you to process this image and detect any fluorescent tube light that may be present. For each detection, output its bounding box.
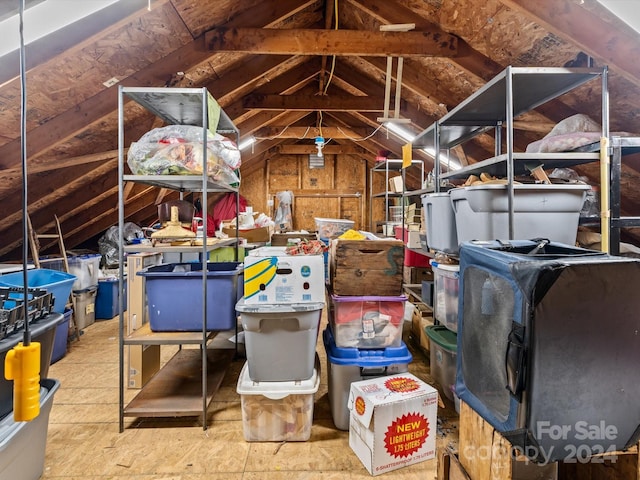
[238,136,255,151]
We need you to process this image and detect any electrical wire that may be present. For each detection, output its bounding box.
[337,124,384,142]
[19,0,31,346]
[254,125,317,141]
[322,0,339,96]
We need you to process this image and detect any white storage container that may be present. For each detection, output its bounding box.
[236,299,323,382]
[237,360,319,442]
[431,261,459,332]
[0,379,59,480]
[421,192,458,254]
[68,253,101,291]
[450,183,589,245]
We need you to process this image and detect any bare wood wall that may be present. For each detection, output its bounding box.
[239,153,388,233]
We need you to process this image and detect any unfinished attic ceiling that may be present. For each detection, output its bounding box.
[2,0,640,261]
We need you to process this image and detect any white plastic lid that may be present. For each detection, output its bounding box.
[235,298,325,313]
[435,263,459,272]
[314,217,354,224]
[236,359,320,399]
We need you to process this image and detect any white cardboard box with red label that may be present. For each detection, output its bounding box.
[243,246,325,304]
[347,373,438,476]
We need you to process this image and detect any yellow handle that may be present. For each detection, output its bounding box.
[5,342,41,421]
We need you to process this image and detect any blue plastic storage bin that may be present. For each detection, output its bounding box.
[0,269,76,314]
[138,262,243,332]
[95,278,127,320]
[322,327,412,430]
[51,308,72,364]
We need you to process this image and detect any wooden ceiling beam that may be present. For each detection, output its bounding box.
[206,28,458,57]
[277,144,368,155]
[225,58,322,120]
[255,126,370,139]
[243,93,405,112]
[237,110,312,138]
[0,0,153,86]
[0,160,117,258]
[346,0,503,82]
[499,0,640,89]
[331,60,434,129]
[0,2,310,170]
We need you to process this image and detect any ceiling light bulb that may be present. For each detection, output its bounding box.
[316,144,323,157]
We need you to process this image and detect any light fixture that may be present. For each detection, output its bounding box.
[237,136,255,151]
[314,136,325,158]
[422,147,462,171]
[384,121,415,142]
[384,122,461,171]
[309,153,325,169]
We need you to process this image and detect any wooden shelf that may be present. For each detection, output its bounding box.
[124,323,221,346]
[404,283,433,311]
[123,348,233,418]
[123,237,236,253]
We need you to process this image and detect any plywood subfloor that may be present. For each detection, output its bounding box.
[43,311,460,479]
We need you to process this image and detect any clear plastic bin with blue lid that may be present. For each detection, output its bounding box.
[323,326,413,430]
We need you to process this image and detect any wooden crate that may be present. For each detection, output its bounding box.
[329,239,404,296]
[453,400,640,480]
[403,265,433,284]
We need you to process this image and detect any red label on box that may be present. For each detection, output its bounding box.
[384,412,430,458]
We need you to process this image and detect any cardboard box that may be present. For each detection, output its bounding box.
[243,247,325,304]
[411,308,433,354]
[348,373,438,476]
[271,231,318,246]
[128,344,160,389]
[222,225,271,243]
[389,176,404,193]
[126,252,162,388]
[330,239,404,296]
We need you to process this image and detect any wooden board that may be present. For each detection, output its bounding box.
[330,239,404,296]
[458,400,640,480]
[124,348,233,418]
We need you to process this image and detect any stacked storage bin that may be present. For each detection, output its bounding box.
[236,246,325,442]
[325,238,413,430]
[426,260,460,406]
[68,253,102,329]
[0,268,76,365]
[314,217,355,282]
[421,192,460,406]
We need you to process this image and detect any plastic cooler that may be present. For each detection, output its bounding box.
[0,379,59,480]
[425,325,457,401]
[0,312,61,420]
[449,183,589,245]
[138,262,243,332]
[0,269,75,314]
[68,253,101,291]
[51,307,72,364]
[236,298,323,382]
[236,360,319,442]
[328,293,406,349]
[322,328,412,430]
[421,192,458,254]
[431,261,460,332]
